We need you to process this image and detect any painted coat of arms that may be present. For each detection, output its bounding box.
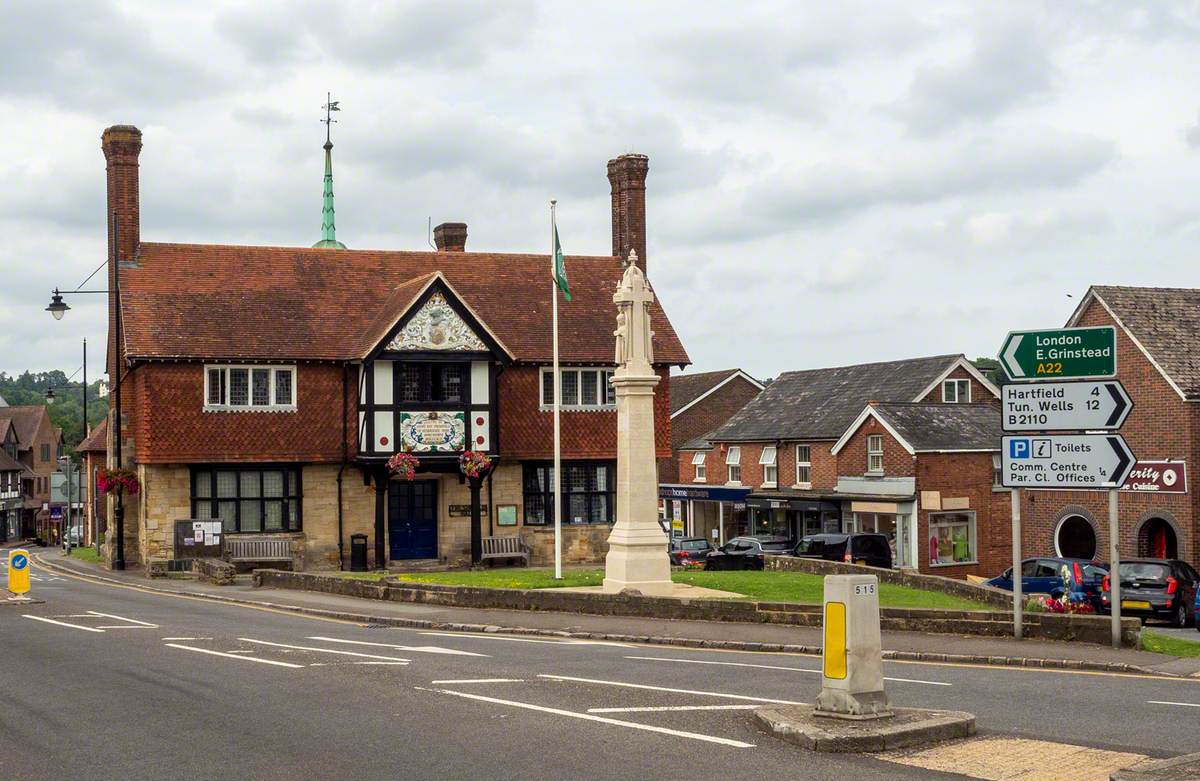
[388,292,487,352]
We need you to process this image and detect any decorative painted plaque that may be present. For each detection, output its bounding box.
[387,292,487,352]
[399,411,466,452]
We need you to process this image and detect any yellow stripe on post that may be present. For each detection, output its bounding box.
[7,549,30,596]
[823,601,847,680]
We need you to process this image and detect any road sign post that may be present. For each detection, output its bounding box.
[1011,489,1022,640]
[1002,380,1132,432]
[999,326,1116,381]
[1109,489,1121,648]
[7,549,30,596]
[1002,434,1135,489]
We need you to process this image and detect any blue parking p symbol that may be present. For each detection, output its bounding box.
[1009,439,1031,459]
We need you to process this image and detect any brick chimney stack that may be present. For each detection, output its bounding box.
[607,153,648,275]
[101,125,142,265]
[433,222,468,252]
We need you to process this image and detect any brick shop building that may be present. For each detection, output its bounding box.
[0,404,63,541]
[1017,286,1200,566]
[685,354,1009,575]
[97,125,688,571]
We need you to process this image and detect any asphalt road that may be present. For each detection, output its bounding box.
[2,565,1198,781]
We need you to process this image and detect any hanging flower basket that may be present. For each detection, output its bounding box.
[97,467,140,496]
[387,452,420,481]
[459,450,493,479]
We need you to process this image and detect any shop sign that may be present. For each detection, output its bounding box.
[1121,461,1187,494]
[449,504,488,517]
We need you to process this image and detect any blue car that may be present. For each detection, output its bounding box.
[1194,587,1199,633]
[985,557,1107,610]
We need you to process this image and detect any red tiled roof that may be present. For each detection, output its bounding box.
[76,418,108,454]
[120,243,690,365]
[0,405,49,450]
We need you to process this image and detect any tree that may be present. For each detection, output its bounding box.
[972,357,1003,386]
[0,372,108,451]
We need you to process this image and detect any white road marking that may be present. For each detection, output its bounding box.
[95,626,155,630]
[625,656,952,687]
[86,610,158,627]
[306,636,486,657]
[537,674,805,705]
[587,704,760,713]
[162,637,212,641]
[311,662,409,667]
[22,615,105,633]
[239,638,412,662]
[164,643,304,668]
[419,631,629,648]
[417,687,755,748]
[430,678,525,685]
[1148,700,1200,708]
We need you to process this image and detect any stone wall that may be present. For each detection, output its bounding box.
[764,555,1013,608]
[137,463,191,565]
[254,570,1141,647]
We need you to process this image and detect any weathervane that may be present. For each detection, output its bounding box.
[321,92,340,147]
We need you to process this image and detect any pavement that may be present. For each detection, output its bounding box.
[2,548,1199,780]
[29,549,1200,678]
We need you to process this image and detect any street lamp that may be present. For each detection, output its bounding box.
[44,387,56,404]
[44,340,90,551]
[46,211,124,570]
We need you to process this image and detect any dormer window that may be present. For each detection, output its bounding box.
[205,365,297,411]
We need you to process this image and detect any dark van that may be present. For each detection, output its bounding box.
[793,533,893,570]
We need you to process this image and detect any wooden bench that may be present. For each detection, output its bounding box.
[480,536,530,566]
[225,536,294,568]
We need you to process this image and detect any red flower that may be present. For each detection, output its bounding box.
[387,452,420,481]
[459,451,493,479]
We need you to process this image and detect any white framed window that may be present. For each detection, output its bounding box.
[540,368,616,410]
[795,444,811,487]
[725,446,741,484]
[759,446,777,487]
[205,365,297,411]
[992,453,1003,487]
[942,378,971,404]
[929,511,977,566]
[866,434,884,474]
[691,451,707,483]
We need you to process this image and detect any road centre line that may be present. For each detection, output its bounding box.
[430,678,524,685]
[238,638,411,662]
[164,643,304,668]
[416,687,755,749]
[95,625,154,630]
[22,615,105,633]
[1148,700,1200,708]
[625,656,952,687]
[537,675,805,705]
[86,610,159,626]
[417,631,630,648]
[306,636,486,657]
[162,637,212,641]
[588,704,760,713]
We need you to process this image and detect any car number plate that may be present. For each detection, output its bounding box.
[1121,600,1151,610]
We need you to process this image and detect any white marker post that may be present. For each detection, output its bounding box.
[815,574,890,720]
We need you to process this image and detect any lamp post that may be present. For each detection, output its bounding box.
[45,339,88,555]
[46,211,125,570]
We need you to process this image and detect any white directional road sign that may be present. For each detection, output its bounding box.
[1002,434,1136,489]
[1002,380,1133,432]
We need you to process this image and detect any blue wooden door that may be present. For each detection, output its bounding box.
[388,480,438,560]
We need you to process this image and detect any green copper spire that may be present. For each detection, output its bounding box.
[313,93,346,249]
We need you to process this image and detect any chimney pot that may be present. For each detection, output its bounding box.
[434,222,468,252]
[608,153,649,275]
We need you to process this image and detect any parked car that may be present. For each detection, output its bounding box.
[704,536,793,571]
[668,537,713,566]
[986,557,1107,609]
[1100,559,1200,628]
[792,533,893,569]
[1195,588,1200,632]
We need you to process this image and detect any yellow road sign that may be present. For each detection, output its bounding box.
[7,549,30,595]
[822,601,847,680]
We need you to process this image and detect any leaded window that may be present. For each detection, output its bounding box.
[191,466,301,533]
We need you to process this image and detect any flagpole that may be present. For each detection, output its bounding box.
[551,200,563,580]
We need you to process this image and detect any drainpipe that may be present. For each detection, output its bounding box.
[336,364,349,570]
[487,470,494,537]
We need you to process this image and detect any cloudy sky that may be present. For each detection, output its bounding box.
[3,1,1200,381]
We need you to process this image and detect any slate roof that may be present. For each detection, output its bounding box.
[869,403,1002,452]
[708,354,966,441]
[1083,286,1200,400]
[118,243,689,366]
[76,419,108,454]
[0,405,49,451]
[0,448,26,473]
[670,369,748,415]
[679,435,713,451]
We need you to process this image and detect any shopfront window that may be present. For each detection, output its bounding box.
[929,511,976,566]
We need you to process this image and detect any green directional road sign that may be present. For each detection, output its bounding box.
[998,326,1116,381]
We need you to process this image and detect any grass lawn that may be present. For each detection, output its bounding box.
[366,567,989,611]
[1141,629,1200,658]
[69,547,101,564]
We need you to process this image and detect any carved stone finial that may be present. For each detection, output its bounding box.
[624,249,638,269]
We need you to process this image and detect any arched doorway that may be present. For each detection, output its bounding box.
[1055,515,1097,560]
[1138,517,1177,559]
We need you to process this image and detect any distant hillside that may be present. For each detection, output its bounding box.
[0,371,108,449]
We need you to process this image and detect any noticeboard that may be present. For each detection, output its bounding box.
[174,519,225,559]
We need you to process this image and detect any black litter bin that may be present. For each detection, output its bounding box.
[350,533,368,572]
